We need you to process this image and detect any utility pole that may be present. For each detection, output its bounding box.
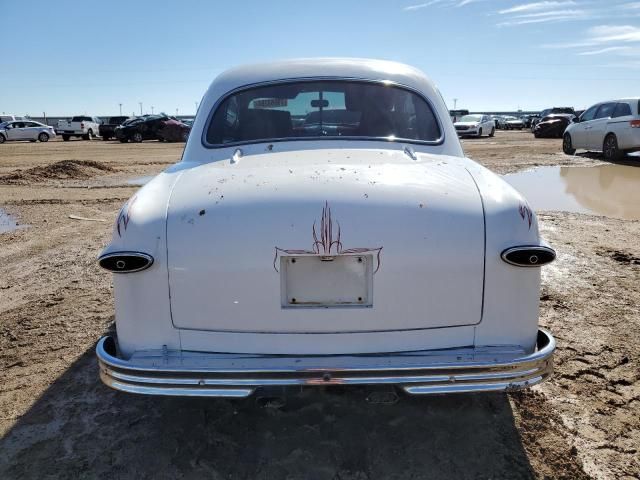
[119,103,123,116]
[175,108,179,117]
[453,98,458,109]
[151,106,154,114]
[139,102,143,115]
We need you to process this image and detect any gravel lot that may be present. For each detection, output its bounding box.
[0,132,638,479]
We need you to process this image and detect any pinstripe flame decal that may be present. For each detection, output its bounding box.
[274,201,383,273]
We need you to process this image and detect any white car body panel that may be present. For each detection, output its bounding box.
[96,58,555,396]
[166,149,485,339]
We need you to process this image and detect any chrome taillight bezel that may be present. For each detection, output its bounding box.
[98,252,154,273]
[501,246,556,267]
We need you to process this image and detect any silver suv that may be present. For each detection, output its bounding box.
[563,98,640,161]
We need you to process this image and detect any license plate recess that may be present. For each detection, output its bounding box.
[280,255,373,308]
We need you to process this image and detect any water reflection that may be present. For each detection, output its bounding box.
[504,164,640,221]
[0,208,20,233]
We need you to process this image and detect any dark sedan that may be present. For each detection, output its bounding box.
[115,114,190,143]
[533,114,576,138]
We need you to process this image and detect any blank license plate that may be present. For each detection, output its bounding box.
[280,255,373,307]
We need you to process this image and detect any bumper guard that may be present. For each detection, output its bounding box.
[96,329,555,397]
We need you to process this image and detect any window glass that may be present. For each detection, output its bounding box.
[595,103,616,119]
[612,103,632,118]
[580,105,598,122]
[206,81,441,145]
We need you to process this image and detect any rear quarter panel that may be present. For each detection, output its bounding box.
[100,168,184,358]
[465,162,543,353]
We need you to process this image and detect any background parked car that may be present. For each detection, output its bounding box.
[563,98,640,161]
[99,116,130,140]
[58,116,102,141]
[115,114,189,143]
[157,119,190,142]
[533,114,576,138]
[449,109,469,123]
[0,120,56,143]
[491,115,507,130]
[0,114,25,123]
[520,115,534,129]
[503,116,525,130]
[454,114,495,137]
[528,114,541,130]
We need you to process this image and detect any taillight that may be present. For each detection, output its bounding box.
[80,122,85,129]
[98,252,154,273]
[501,246,556,267]
[630,120,640,128]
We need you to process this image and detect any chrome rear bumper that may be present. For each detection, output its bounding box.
[96,329,555,397]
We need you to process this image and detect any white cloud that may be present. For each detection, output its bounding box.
[498,9,591,26]
[587,24,640,43]
[403,0,443,10]
[542,24,640,62]
[578,46,633,55]
[498,1,577,15]
[403,0,486,10]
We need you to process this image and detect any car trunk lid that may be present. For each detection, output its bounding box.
[166,148,485,336]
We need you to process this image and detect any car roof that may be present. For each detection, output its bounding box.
[602,98,640,103]
[206,58,439,99]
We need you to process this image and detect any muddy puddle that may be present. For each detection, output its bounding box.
[504,163,640,220]
[0,208,21,233]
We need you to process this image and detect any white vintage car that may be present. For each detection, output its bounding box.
[97,58,556,397]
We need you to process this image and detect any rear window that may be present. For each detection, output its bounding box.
[71,116,92,122]
[612,103,632,118]
[205,80,442,146]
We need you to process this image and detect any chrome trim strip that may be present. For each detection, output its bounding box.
[98,251,154,274]
[200,77,446,149]
[96,329,555,397]
[501,245,556,268]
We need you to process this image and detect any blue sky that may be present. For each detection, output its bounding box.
[2,0,639,116]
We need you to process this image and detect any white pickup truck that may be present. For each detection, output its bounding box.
[57,116,102,141]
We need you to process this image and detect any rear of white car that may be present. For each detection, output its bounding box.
[564,98,640,160]
[95,58,555,398]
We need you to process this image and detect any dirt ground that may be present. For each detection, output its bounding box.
[0,132,638,479]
